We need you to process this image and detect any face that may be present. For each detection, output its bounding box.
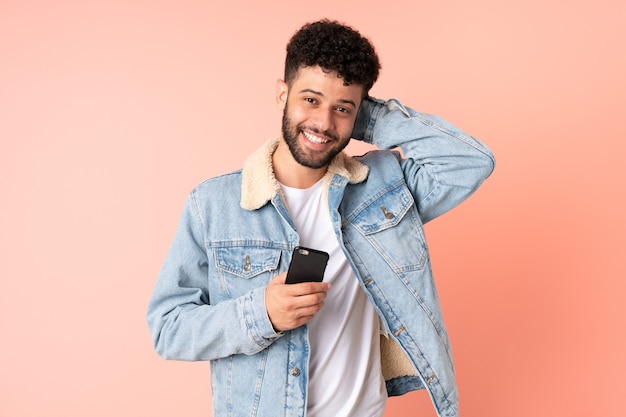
[277,66,364,169]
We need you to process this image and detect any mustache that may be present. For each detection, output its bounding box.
[298,124,339,142]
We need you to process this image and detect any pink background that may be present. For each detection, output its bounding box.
[1,1,625,416]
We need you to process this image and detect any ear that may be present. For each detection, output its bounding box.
[276,79,288,110]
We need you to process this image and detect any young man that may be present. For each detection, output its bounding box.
[147,19,495,417]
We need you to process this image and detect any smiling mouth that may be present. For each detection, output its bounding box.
[302,131,329,144]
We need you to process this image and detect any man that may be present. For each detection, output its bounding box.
[147,19,495,417]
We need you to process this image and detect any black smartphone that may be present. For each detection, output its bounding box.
[285,246,329,284]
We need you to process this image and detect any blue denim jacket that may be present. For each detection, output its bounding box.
[147,97,495,417]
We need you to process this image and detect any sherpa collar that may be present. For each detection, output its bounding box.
[240,138,370,210]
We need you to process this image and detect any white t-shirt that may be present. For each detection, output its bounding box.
[280,180,387,417]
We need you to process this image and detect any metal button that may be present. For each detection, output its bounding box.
[393,325,406,336]
[244,255,251,271]
[291,367,301,377]
[381,206,395,219]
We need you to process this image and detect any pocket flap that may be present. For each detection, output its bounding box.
[351,187,414,235]
[214,246,281,279]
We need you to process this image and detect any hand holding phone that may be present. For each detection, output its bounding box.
[285,246,329,284]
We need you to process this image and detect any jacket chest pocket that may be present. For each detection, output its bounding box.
[348,186,427,272]
[213,245,282,297]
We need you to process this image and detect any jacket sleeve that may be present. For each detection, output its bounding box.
[146,191,282,361]
[351,96,495,223]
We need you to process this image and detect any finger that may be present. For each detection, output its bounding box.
[288,281,331,296]
[283,302,325,329]
[268,271,287,286]
[295,300,325,317]
[293,292,328,309]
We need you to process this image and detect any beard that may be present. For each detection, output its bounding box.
[281,105,350,169]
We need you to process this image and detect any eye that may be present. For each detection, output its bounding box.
[336,106,350,113]
[304,97,316,104]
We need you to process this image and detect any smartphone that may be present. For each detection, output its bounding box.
[285,246,329,284]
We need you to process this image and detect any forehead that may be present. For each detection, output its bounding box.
[290,65,365,101]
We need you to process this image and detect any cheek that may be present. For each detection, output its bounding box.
[287,105,309,124]
[337,117,357,139]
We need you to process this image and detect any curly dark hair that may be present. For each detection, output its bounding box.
[284,19,381,95]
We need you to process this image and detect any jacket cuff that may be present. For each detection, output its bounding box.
[241,286,283,349]
[351,96,385,143]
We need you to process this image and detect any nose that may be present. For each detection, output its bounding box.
[311,106,335,134]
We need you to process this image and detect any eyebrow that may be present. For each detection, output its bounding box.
[298,88,357,108]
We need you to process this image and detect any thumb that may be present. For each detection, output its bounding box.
[268,271,287,286]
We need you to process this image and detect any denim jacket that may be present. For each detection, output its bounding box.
[147,97,495,417]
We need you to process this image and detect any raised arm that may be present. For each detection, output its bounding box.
[352,97,495,223]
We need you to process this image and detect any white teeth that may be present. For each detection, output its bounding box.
[303,131,328,144]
